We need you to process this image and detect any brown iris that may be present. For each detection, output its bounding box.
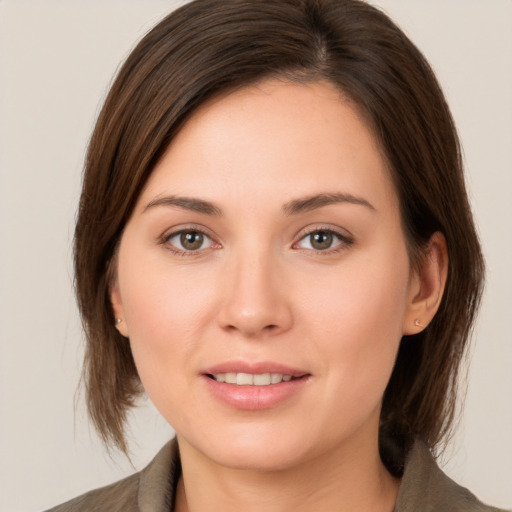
[180,231,204,250]
[310,231,334,250]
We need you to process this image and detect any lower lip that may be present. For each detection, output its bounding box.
[203,376,309,410]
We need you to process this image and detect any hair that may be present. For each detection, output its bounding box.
[74,0,484,474]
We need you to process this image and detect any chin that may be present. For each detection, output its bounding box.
[178,420,341,473]
[207,443,309,472]
[178,423,311,472]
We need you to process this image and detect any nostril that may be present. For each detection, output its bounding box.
[223,323,279,336]
[218,298,293,336]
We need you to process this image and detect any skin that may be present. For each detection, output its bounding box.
[111,80,447,512]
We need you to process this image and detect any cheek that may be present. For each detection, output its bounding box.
[299,248,411,402]
[117,248,219,389]
[302,250,410,335]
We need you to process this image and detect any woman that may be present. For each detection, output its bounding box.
[47,0,507,510]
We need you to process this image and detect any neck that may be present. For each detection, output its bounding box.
[174,431,400,512]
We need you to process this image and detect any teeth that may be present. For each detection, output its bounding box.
[211,372,294,385]
[237,373,254,385]
[225,373,236,384]
[271,373,282,384]
[253,373,271,385]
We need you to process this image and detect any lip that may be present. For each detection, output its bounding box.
[201,361,311,410]
[203,361,308,377]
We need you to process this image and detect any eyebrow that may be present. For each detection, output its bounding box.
[143,196,223,216]
[143,192,375,217]
[283,192,376,215]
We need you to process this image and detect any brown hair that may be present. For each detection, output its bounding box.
[75,0,484,472]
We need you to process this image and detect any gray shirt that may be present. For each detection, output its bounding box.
[47,438,508,512]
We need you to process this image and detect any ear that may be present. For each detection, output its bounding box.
[403,231,448,335]
[110,283,129,338]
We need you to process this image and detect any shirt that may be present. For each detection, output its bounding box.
[46,438,508,512]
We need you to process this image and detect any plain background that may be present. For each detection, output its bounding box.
[0,1,511,510]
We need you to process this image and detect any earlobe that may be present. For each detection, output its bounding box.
[110,284,129,338]
[403,232,448,335]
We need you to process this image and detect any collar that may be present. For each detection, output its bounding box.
[136,438,499,512]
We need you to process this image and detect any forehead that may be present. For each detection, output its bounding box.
[136,79,397,214]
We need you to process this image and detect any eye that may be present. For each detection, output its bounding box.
[295,229,349,251]
[166,229,214,252]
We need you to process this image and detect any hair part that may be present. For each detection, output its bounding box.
[75,0,484,473]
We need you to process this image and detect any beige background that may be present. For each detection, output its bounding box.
[0,1,511,510]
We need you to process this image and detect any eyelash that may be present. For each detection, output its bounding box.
[293,227,354,255]
[160,226,353,256]
[160,225,219,257]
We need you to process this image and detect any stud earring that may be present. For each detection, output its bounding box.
[115,318,122,325]
[414,319,424,328]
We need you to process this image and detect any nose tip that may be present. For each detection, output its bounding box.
[222,309,282,337]
[220,303,292,338]
[217,257,293,338]
[224,314,279,337]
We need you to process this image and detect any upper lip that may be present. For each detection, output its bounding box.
[203,361,309,377]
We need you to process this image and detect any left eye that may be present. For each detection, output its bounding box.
[167,230,213,251]
[296,230,345,251]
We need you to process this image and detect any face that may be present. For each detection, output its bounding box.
[111,80,421,472]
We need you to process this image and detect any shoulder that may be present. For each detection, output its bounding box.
[396,440,509,512]
[45,439,179,512]
[45,472,140,512]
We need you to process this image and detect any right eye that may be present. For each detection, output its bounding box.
[165,229,215,253]
[294,228,352,253]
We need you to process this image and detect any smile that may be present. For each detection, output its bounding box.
[204,370,309,410]
[210,373,294,385]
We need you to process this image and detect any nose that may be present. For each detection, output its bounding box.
[217,248,293,338]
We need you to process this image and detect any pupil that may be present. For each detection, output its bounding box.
[311,231,332,250]
[181,231,203,250]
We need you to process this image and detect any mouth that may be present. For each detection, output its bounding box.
[203,367,310,409]
[207,372,301,386]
